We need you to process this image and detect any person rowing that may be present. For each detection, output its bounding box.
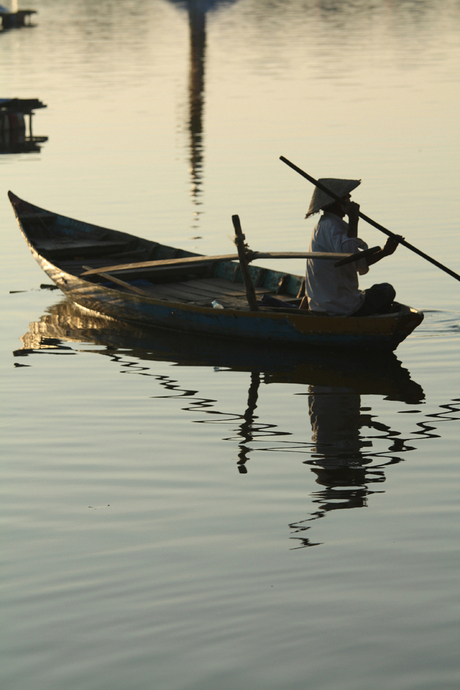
[300,178,402,316]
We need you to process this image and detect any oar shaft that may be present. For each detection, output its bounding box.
[280,156,460,283]
[359,211,460,281]
[80,250,358,277]
[82,266,150,296]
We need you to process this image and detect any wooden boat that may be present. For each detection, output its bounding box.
[9,191,424,351]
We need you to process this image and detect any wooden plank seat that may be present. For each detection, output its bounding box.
[14,211,55,219]
[34,238,131,260]
[117,276,288,310]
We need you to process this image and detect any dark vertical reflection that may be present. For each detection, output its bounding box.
[289,384,411,548]
[308,385,388,512]
[237,371,261,473]
[187,1,207,208]
[170,0,237,220]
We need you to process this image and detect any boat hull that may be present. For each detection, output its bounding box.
[10,192,424,351]
[35,250,423,351]
[17,297,425,404]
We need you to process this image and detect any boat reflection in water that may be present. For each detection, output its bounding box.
[16,297,425,546]
[17,296,424,398]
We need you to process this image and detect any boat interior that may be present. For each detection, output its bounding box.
[22,208,304,311]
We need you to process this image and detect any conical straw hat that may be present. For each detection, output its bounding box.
[306,178,361,218]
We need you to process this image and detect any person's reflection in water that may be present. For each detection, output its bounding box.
[290,385,400,548]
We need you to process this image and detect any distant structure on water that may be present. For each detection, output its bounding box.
[0,98,47,154]
[0,1,36,30]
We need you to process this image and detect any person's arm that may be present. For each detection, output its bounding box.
[344,200,402,268]
[366,235,403,266]
[346,201,360,238]
[341,201,368,273]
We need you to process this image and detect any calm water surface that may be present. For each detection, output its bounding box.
[1,1,460,689]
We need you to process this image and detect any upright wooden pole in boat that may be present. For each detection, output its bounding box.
[280,155,460,283]
[232,215,259,312]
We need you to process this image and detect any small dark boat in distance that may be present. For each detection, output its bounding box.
[9,192,424,351]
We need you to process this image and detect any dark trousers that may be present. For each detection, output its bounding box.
[352,283,396,317]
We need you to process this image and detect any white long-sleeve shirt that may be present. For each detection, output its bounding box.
[306,212,369,316]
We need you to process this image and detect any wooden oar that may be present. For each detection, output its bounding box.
[280,155,460,283]
[334,245,381,267]
[81,266,151,297]
[80,250,358,277]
